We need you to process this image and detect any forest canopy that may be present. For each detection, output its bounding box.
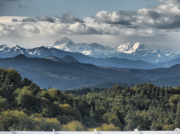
[0,68,180,131]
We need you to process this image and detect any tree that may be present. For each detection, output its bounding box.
[150,120,161,130]
[62,121,84,131]
[22,78,32,87]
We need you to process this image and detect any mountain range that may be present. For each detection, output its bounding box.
[1,37,180,89]
[0,37,180,66]
[1,41,180,69]
[50,37,179,63]
[1,54,180,89]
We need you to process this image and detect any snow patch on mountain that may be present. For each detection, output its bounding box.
[0,37,180,63]
[50,37,154,58]
[48,37,179,62]
[50,37,117,57]
[116,42,150,54]
[158,54,162,57]
[0,44,7,51]
[0,44,25,54]
[82,51,92,55]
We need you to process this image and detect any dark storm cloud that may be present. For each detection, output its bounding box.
[22,17,36,23]
[37,15,55,23]
[60,14,84,23]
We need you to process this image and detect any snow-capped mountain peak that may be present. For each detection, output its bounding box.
[116,42,149,54]
[0,44,27,57]
[51,37,73,46]
[49,37,116,57]
[50,37,74,51]
[49,37,164,59]
[0,44,7,49]
[59,37,73,44]
[0,37,178,63]
[10,44,23,49]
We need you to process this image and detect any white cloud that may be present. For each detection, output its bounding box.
[93,10,136,25]
[1,0,180,51]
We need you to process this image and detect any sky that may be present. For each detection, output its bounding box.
[0,0,180,52]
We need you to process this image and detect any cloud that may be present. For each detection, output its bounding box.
[59,14,84,23]
[22,25,40,34]
[1,0,180,46]
[18,4,23,9]
[136,2,180,29]
[12,17,37,23]
[92,0,180,30]
[1,0,180,52]
[0,22,40,38]
[93,11,136,25]
[37,15,55,23]
[147,10,162,19]
[3,0,180,39]
[12,19,18,22]
[22,17,36,23]
[50,22,103,35]
[67,23,103,35]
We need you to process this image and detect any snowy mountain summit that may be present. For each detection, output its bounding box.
[0,37,178,63]
[50,37,74,51]
[50,37,116,57]
[0,44,28,58]
[51,37,73,47]
[116,42,150,54]
[48,37,178,62]
[50,37,155,57]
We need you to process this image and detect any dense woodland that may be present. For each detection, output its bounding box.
[1,68,180,131]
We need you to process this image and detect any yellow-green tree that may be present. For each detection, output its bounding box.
[62,121,84,131]
[88,123,119,131]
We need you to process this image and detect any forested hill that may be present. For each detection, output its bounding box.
[1,68,180,131]
[3,55,180,89]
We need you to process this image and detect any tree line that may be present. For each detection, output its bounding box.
[0,68,180,131]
